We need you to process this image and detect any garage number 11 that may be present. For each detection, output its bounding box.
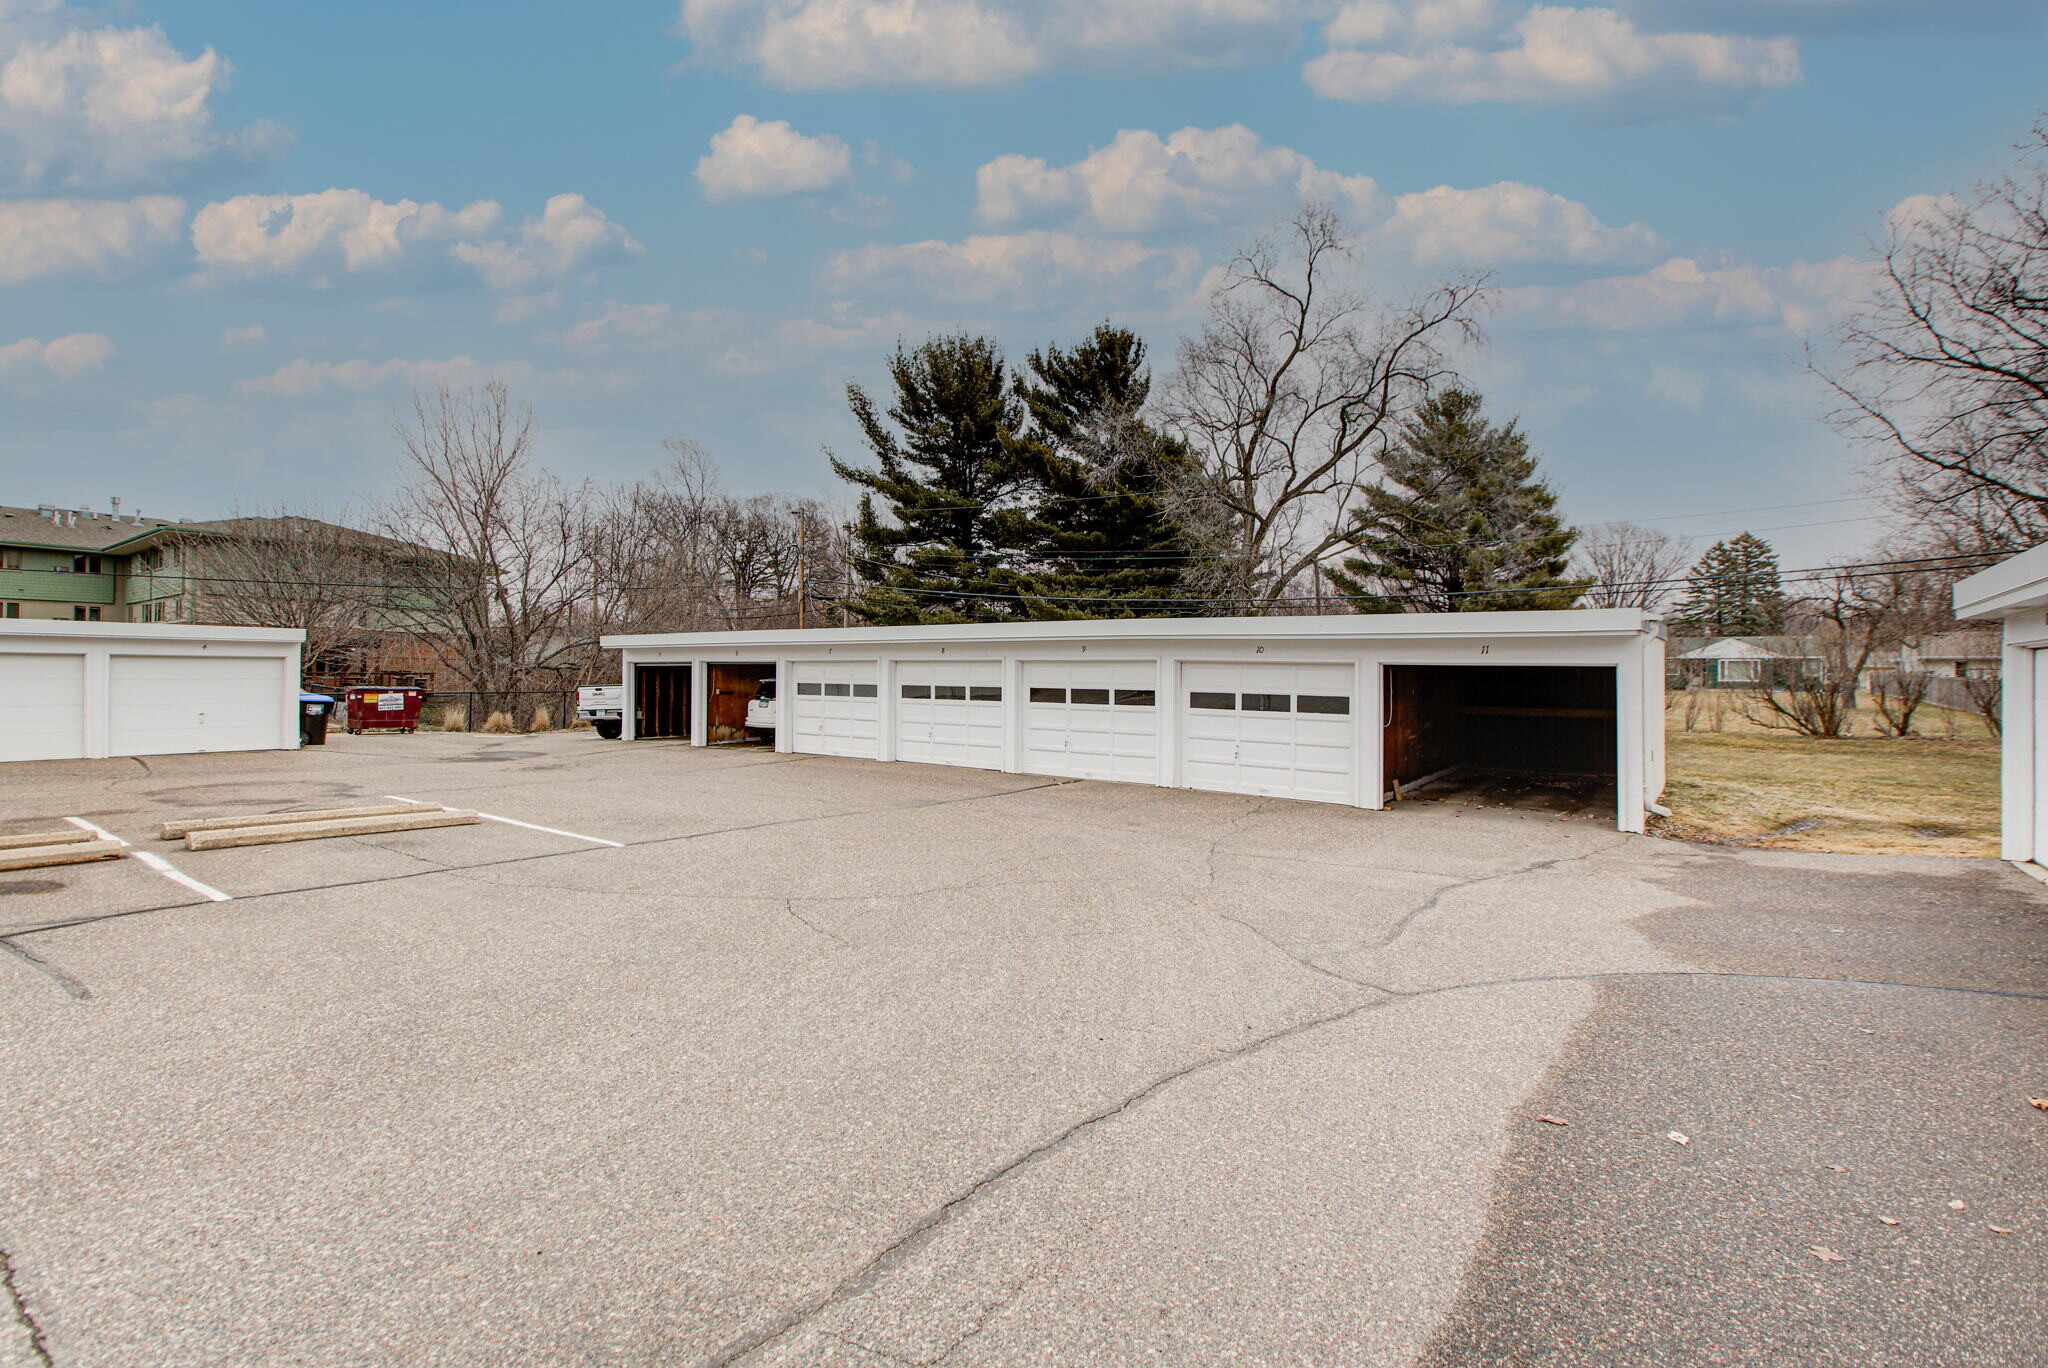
[1479,644,1491,654]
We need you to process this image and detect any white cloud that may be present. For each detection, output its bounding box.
[695,114,855,200]
[1378,180,1661,264]
[450,194,641,291]
[235,355,537,396]
[824,230,1199,307]
[1497,254,1869,333]
[0,193,181,281]
[974,125,1658,266]
[191,189,637,291]
[548,300,675,350]
[0,22,287,189]
[219,322,264,347]
[0,329,112,376]
[1305,5,1800,112]
[977,125,1382,232]
[677,0,1310,88]
[192,189,501,276]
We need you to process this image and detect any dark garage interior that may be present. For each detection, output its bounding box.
[635,664,691,739]
[1383,665,1618,812]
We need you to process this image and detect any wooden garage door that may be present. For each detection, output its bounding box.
[896,661,1003,769]
[1020,661,1160,783]
[1180,663,1356,804]
[789,661,880,759]
[0,652,86,761]
[108,654,288,756]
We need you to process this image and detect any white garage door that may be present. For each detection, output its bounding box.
[790,660,880,759]
[108,654,288,757]
[1180,663,1357,804]
[1021,661,1160,783]
[896,660,1003,769]
[0,652,86,762]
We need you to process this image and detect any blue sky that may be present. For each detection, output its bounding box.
[0,0,2042,567]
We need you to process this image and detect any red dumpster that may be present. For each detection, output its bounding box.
[343,686,424,734]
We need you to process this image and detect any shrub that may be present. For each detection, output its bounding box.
[439,705,468,733]
[479,710,519,734]
[529,705,553,733]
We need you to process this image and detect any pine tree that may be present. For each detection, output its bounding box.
[1327,389,1587,613]
[1674,533,1786,635]
[830,335,1037,624]
[1011,324,1196,618]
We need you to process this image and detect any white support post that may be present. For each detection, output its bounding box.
[2000,639,2033,863]
[876,657,898,762]
[1357,656,1384,810]
[1614,652,1646,834]
[1157,657,1181,790]
[773,657,792,752]
[1002,655,1025,773]
[621,657,638,741]
[689,661,709,747]
[82,643,111,758]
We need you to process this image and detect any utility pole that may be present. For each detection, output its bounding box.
[795,511,808,630]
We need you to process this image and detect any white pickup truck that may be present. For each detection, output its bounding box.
[576,684,625,739]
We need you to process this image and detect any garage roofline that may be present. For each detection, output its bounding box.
[0,620,306,644]
[603,607,1662,652]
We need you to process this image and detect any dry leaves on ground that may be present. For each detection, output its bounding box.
[1810,1246,1846,1262]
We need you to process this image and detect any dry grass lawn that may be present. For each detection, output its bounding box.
[1658,692,2001,856]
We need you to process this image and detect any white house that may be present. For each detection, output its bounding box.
[602,609,1669,833]
[0,620,305,762]
[1953,546,2048,866]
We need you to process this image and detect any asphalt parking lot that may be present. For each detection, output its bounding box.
[2,730,2043,1367]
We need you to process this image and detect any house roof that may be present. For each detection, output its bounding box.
[0,503,190,552]
[1912,630,2002,659]
[1679,643,1777,663]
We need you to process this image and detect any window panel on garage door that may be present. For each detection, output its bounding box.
[896,660,1003,769]
[108,654,286,756]
[1181,663,1356,803]
[790,661,880,759]
[0,653,86,761]
[1021,661,1160,783]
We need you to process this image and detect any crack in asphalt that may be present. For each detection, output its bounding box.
[699,962,2048,1367]
[0,1244,53,1368]
[0,938,89,1001]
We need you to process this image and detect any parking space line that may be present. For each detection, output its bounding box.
[128,851,233,903]
[66,817,234,903]
[383,795,625,848]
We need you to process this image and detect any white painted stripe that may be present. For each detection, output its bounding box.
[130,850,234,903]
[65,816,129,847]
[383,795,624,848]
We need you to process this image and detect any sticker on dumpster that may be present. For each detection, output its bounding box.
[377,693,404,710]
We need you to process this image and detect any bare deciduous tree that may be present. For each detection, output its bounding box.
[175,512,388,673]
[1161,204,1487,609]
[590,440,846,635]
[378,382,595,721]
[1870,669,1934,737]
[1962,672,2004,737]
[1825,117,2048,553]
[1740,555,1952,737]
[1573,521,1693,609]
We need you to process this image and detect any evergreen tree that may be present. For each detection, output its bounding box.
[1011,324,1196,618]
[1327,389,1587,613]
[830,335,1037,624]
[1674,533,1786,635]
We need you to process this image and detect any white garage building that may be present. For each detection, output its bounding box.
[0,620,305,762]
[1954,546,2048,867]
[603,610,1669,833]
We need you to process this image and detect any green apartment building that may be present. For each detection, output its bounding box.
[0,502,203,624]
